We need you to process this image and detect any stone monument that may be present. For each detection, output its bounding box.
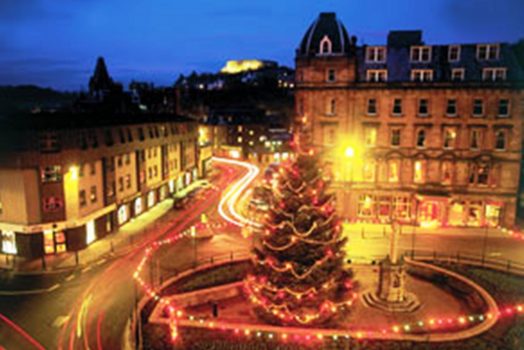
[363,220,420,312]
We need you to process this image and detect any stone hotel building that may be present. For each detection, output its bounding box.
[295,13,524,228]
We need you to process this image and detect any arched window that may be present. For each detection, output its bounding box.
[328,98,336,115]
[319,35,332,55]
[495,130,506,150]
[416,129,426,148]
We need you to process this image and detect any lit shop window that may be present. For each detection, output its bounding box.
[148,191,156,208]
[86,220,96,245]
[388,160,399,183]
[448,202,465,227]
[358,195,375,218]
[118,205,129,225]
[135,197,143,215]
[41,165,62,183]
[377,196,391,219]
[392,197,410,219]
[485,204,502,227]
[55,232,67,253]
[1,230,17,254]
[43,230,55,254]
[467,201,483,227]
[413,160,425,184]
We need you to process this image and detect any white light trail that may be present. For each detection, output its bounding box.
[214,157,262,228]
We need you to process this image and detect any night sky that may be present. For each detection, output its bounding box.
[1,0,523,90]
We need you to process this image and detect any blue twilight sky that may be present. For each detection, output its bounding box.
[0,0,523,91]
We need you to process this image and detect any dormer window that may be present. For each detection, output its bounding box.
[410,46,432,63]
[448,45,461,62]
[477,44,500,60]
[366,69,388,82]
[411,69,433,82]
[451,68,465,81]
[365,46,387,63]
[482,68,507,82]
[319,35,332,55]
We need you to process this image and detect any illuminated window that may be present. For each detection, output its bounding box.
[90,186,97,203]
[358,195,375,218]
[392,197,410,219]
[443,129,456,149]
[249,130,254,136]
[319,35,332,55]
[391,129,401,147]
[446,99,457,116]
[41,165,62,183]
[362,161,376,182]
[388,160,399,183]
[498,99,509,117]
[411,69,433,82]
[418,99,429,116]
[413,160,425,183]
[148,191,155,208]
[441,161,453,185]
[1,230,17,254]
[54,232,66,253]
[477,44,499,60]
[378,196,392,218]
[392,98,402,116]
[43,230,55,254]
[469,163,490,186]
[451,68,465,81]
[238,126,243,132]
[448,45,461,62]
[495,130,506,150]
[411,46,432,63]
[366,46,386,63]
[86,220,96,245]
[416,129,426,148]
[367,99,377,115]
[42,197,63,212]
[366,70,388,82]
[135,197,143,215]
[473,99,484,117]
[364,126,377,147]
[470,129,482,150]
[237,137,243,143]
[482,68,507,81]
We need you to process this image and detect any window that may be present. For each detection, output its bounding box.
[446,99,457,116]
[148,127,154,139]
[89,163,96,175]
[148,167,152,179]
[358,195,375,218]
[107,181,115,198]
[411,69,433,82]
[451,68,465,81]
[1,231,16,254]
[237,136,243,143]
[87,130,98,148]
[391,129,401,147]
[470,129,482,150]
[418,99,429,116]
[328,98,336,115]
[441,161,453,185]
[90,186,97,203]
[367,99,377,115]
[366,46,387,63]
[388,160,400,183]
[416,129,426,148]
[498,99,509,117]
[138,127,145,141]
[327,69,336,82]
[482,68,507,81]
[448,45,461,62]
[366,69,388,82]
[362,161,376,182]
[410,46,432,62]
[39,132,61,153]
[42,197,63,212]
[477,44,499,60]
[495,130,506,150]
[443,128,457,149]
[124,154,130,165]
[125,174,132,188]
[118,177,124,192]
[41,165,62,183]
[319,35,332,55]
[469,163,490,186]
[392,196,410,219]
[413,160,425,184]
[364,126,377,147]
[79,190,87,207]
[392,98,402,116]
[153,166,158,177]
[473,99,484,117]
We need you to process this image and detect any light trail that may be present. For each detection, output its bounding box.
[0,312,46,350]
[214,157,261,228]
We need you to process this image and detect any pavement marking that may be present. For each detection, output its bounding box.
[47,283,60,292]
[65,274,76,282]
[96,258,106,266]
[0,282,61,296]
[53,315,70,328]
[81,266,92,273]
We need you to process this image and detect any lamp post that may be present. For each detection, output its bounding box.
[344,147,355,220]
[191,226,197,267]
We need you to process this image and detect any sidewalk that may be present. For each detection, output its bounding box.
[343,222,510,239]
[0,198,179,274]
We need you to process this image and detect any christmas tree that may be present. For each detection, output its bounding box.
[245,144,355,327]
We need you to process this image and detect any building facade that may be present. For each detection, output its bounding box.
[295,12,524,228]
[0,114,200,258]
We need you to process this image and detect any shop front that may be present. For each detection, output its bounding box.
[415,195,450,228]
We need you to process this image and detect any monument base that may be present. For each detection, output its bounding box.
[362,289,421,313]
